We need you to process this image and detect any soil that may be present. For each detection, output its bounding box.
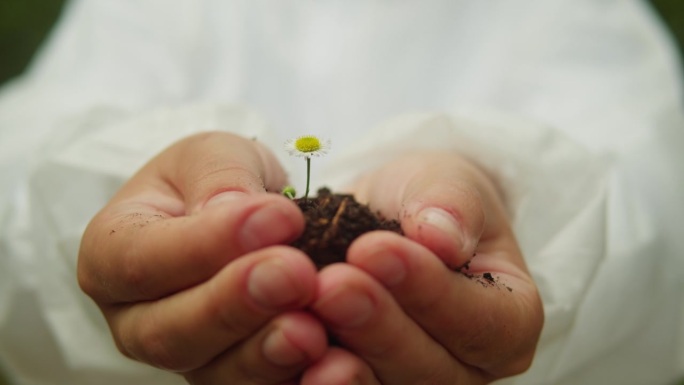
[289,187,511,292]
[290,187,402,269]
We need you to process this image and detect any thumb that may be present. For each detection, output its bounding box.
[110,131,289,213]
[167,132,289,213]
[353,153,490,268]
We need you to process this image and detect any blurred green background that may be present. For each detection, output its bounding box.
[0,0,684,87]
[0,0,683,385]
[0,0,66,86]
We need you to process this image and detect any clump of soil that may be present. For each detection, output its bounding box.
[289,187,511,292]
[290,187,402,269]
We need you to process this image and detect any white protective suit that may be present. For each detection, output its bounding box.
[0,0,683,384]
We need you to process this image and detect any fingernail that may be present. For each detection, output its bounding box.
[240,204,298,251]
[316,288,374,328]
[204,191,249,208]
[418,207,469,252]
[262,328,306,366]
[248,260,301,309]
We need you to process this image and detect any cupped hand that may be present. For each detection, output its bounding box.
[78,132,327,384]
[305,152,544,384]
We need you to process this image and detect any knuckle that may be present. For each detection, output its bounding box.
[454,309,540,379]
[182,371,204,385]
[110,331,135,361]
[120,257,148,297]
[76,259,96,298]
[118,243,157,300]
[141,334,184,371]
[128,316,190,372]
[503,352,536,376]
[76,222,108,299]
[481,347,536,381]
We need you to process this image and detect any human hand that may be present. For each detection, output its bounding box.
[303,152,544,384]
[78,132,328,384]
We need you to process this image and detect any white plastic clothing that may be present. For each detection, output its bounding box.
[0,1,683,384]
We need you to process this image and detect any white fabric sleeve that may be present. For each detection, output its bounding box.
[322,108,684,385]
[1,102,683,385]
[0,104,285,385]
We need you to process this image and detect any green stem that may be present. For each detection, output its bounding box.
[304,156,311,200]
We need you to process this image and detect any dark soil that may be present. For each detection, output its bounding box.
[289,187,511,292]
[290,187,402,269]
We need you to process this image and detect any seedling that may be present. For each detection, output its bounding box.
[282,185,297,199]
[284,135,330,199]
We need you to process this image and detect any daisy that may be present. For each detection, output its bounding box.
[285,135,330,158]
[284,135,330,199]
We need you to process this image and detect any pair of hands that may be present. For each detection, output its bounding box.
[78,132,543,385]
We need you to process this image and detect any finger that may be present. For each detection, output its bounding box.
[105,246,318,373]
[79,193,305,303]
[301,348,380,385]
[185,311,327,385]
[115,131,289,212]
[172,132,289,212]
[311,264,478,384]
[347,231,543,378]
[353,153,495,267]
[78,132,304,303]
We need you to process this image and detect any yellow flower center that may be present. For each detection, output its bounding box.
[295,136,322,153]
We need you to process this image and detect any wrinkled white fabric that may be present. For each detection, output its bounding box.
[0,0,683,384]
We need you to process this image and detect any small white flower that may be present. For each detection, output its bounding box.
[285,135,330,158]
[284,135,330,199]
